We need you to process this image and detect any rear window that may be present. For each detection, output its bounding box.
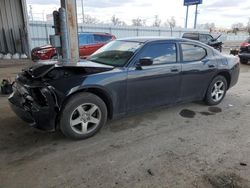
[94,34,112,43]
[182,33,199,40]
[181,44,207,62]
[78,34,94,45]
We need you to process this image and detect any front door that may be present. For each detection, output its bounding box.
[127,42,181,112]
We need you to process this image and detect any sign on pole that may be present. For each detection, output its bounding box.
[184,0,202,6]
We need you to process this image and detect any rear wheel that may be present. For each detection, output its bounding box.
[60,92,107,139]
[51,55,58,60]
[240,58,248,64]
[205,75,227,106]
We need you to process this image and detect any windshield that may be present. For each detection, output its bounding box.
[88,40,143,67]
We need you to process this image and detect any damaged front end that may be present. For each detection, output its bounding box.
[8,60,114,131]
[8,67,58,131]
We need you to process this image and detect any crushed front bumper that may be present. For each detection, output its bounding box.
[8,82,58,131]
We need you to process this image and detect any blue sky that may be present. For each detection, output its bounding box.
[26,0,250,28]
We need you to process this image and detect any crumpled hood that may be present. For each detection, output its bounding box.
[24,60,114,79]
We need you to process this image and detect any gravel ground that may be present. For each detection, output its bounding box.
[0,59,250,188]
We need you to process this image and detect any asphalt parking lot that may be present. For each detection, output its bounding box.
[0,60,250,188]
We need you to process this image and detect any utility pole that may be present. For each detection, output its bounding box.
[60,0,79,62]
[194,4,198,29]
[29,5,33,21]
[185,5,189,28]
[81,0,84,24]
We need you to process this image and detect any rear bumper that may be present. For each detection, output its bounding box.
[8,84,57,131]
[229,63,240,89]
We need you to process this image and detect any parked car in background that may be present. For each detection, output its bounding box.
[31,32,116,61]
[9,37,240,139]
[238,37,250,64]
[182,32,223,52]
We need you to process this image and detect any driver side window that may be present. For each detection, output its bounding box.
[138,43,177,65]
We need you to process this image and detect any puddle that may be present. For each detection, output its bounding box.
[179,109,196,118]
[200,111,215,116]
[208,107,222,113]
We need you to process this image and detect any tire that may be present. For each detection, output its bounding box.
[60,92,107,139]
[51,55,58,60]
[240,58,248,64]
[205,75,228,106]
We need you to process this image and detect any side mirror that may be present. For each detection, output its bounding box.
[139,57,153,66]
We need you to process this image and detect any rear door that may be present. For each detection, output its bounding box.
[127,41,181,111]
[180,43,217,101]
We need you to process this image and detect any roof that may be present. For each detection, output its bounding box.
[78,32,112,35]
[117,36,190,43]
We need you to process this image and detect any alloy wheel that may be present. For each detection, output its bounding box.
[70,103,101,135]
[211,80,225,102]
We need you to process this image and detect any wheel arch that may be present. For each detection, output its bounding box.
[216,71,231,90]
[203,70,231,100]
[62,86,114,120]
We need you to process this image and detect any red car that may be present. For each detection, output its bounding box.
[31,32,116,61]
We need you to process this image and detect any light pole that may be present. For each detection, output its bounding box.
[194,4,198,29]
[185,5,189,28]
[29,5,33,21]
[81,0,84,23]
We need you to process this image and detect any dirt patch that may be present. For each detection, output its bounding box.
[196,173,250,188]
[200,111,215,116]
[7,147,56,167]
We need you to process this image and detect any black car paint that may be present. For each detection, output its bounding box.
[239,38,250,61]
[9,38,240,131]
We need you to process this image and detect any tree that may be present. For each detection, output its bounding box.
[152,15,161,27]
[167,16,176,29]
[204,23,215,32]
[197,23,215,32]
[165,17,176,36]
[84,14,99,24]
[111,15,126,26]
[231,22,244,35]
[132,18,146,27]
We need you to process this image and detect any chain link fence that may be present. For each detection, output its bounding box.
[29,21,249,49]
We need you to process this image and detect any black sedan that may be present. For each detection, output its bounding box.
[9,37,240,139]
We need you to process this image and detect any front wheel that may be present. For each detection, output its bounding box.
[60,92,107,139]
[205,76,227,106]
